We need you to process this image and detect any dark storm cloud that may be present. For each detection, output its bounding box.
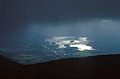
[1,0,120,23]
[0,0,120,40]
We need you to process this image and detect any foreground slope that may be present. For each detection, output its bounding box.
[0,51,23,78]
[24,54,120,78]
[1,52,120,78]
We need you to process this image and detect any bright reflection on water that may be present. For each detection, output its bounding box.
[45,36,95,51]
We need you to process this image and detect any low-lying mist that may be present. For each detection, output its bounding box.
[1,19,120,52]
[26,19,120,44]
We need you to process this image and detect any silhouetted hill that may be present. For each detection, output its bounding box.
[0,51,23,78]
[23,54,120,78]
[1,52,120,78]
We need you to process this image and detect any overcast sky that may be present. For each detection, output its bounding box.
[0,0,120,42]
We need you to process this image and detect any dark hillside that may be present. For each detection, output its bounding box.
[1,52,120,78]
[0,51,23,78]
[23,54,120,78]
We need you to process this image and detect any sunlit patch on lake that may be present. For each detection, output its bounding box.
[45,36,95,51]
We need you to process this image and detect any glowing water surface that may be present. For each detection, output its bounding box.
[45,36,95,51]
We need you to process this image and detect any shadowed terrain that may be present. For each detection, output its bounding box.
[1,51,120,78]
[0,52,23,78]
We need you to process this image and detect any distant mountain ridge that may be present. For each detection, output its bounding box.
[0,51,120,78]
